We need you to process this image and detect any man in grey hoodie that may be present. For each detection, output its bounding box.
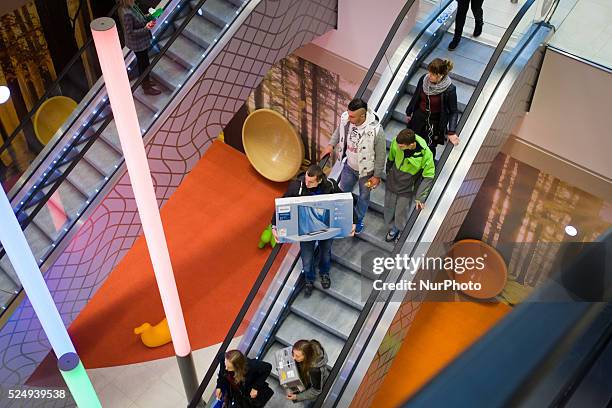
[322,98,387,234]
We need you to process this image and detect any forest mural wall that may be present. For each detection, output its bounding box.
[456,152,612,305]
[243,54,355,164]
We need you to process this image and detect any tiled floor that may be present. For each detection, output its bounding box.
[550,0,612,68]
[87,337,241,408]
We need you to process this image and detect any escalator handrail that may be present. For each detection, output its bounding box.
[187,153,333,407]
[0,0,250,320]
[0,4,119,158]
[315,0,551,406]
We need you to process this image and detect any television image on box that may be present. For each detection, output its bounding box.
[298,205,331,236]
[275,192,354,242]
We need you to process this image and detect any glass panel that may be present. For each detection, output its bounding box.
[361,0,453,101]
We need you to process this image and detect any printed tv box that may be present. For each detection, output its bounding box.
[274,346,305,393]
[275,192,353,243]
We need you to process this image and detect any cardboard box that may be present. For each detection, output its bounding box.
[274,346,305,393]
[275,192,353,243]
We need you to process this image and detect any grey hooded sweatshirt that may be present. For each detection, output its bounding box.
[295,341,329,402]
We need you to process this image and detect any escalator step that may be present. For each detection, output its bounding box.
[315,262,373,310]
[179,15,220,49]
[275,313,345,366]
[193,0,238,28]
[291,288,360,340]
[332,237,388,279]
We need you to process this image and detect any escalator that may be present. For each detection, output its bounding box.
[0,0,312,315]
[188,0,563,406]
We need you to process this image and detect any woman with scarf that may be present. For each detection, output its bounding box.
[405,58,460,158]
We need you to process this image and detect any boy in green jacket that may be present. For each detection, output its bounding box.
[384,129,435,242]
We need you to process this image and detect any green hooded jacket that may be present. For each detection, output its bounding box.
[386,134,435,201]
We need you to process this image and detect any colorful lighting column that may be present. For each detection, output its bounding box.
[0,188,100,407]
[90,17,198,400]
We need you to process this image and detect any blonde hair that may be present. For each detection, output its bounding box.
[225,350,248,383]
[428,58,454,77]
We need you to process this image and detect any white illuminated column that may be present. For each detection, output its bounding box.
[0,188,100,407]
[90,17,198,399]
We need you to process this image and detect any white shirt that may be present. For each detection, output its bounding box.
[346,121,367,170]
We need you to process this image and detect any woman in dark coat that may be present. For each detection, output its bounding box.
[117,0,161,95]
[215,350,274,407]
[405,58,460,157]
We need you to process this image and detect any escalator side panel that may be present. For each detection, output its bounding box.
[340,30,552,408]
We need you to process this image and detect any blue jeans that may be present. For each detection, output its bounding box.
[338,163,370,223]
[300,239,332,283]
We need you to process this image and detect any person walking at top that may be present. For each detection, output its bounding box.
[321,98,387,234]
[448,0,484,50]
[271,165,357,296]
[405,58,460,159]
[384,129,435,242]
[215,349,274,407]
[117,0,161,95]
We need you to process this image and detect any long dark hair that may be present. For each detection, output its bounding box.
[293,339,322,386]
[225,350,248,383]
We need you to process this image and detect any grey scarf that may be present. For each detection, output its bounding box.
[422,74,452,96]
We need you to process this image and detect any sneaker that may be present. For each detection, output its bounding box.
[473,22,483,37]
[385,229,399,242]
[355,220,365,234]
[448,37,460,51]
[304,282,314,297]
[321,275,331,289]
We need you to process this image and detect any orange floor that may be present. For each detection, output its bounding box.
[371,301,511,407]
[62,141,287,368]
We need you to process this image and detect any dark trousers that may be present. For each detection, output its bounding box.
[135,50,151,82]
[454,0,484,39]
[300,239,333,283]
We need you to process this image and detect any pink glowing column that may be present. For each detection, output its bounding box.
[90,17,198,400]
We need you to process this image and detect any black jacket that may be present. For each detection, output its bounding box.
[271,175,358,225]
[216,356,273,407]
[405,74,459,134]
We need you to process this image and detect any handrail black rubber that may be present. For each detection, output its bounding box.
[0,4,119,158]
[314,0,549,406]
[0,0,249,320]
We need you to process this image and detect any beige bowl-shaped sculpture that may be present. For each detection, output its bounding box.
[34,96,77,146]
[242,109,304,182]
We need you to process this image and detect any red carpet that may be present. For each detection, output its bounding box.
[56,141,286,368]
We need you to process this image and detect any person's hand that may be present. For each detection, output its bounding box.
[287,393,298,401]
[146,20,156,29]
[406,114,412,124]
[367,176,381,189]
[415,200,425,211]
[321,144,334,159]
[448,133,459,146]
[351,224,356,236]
[271,226,278,242]
[215,388,222,400]
[250,389,258,399]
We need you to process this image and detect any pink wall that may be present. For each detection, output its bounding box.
[312,0,408,70]
[513,49,612,181]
